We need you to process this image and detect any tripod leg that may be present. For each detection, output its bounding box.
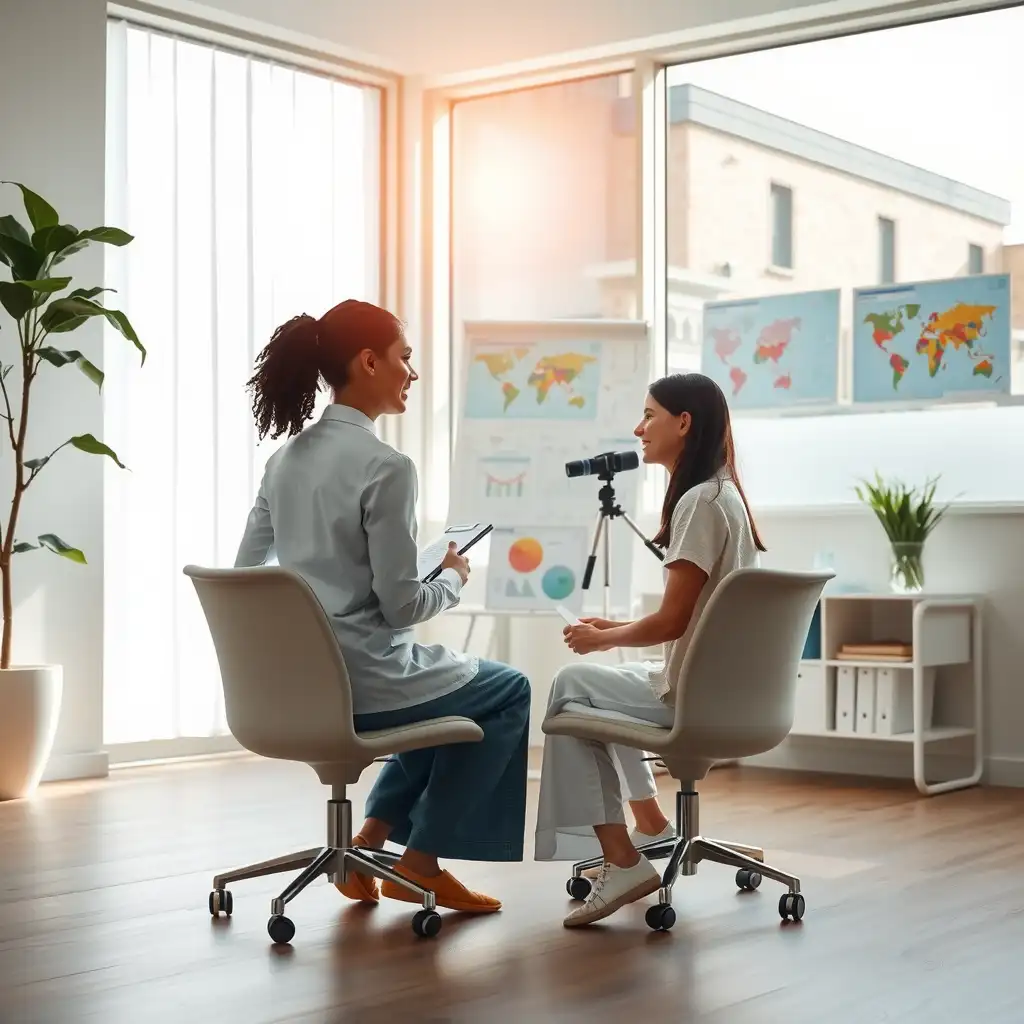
[620,511,665,563]
[582,512,605,591]
[602,516,611,619]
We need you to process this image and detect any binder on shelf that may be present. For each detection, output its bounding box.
[875,667,936,735]
[792,663,829,733]
[855,667,877,734]
[835,666,857,734]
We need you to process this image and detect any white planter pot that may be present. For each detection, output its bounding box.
[0,665,63,800]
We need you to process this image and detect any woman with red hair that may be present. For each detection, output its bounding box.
[236,299,530,915]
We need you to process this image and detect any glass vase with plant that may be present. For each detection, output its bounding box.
[854,473,951,594]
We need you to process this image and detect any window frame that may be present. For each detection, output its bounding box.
[878,215,897,284]
[769,181,795,270]
[968,242,985,275]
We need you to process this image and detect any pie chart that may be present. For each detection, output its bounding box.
[508,536,544,574]
[542,565,576,601]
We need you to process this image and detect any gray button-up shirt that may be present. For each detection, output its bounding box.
[235,404,478,715]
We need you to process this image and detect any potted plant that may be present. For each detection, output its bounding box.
[854,472,951,594]
[0,182,144,799]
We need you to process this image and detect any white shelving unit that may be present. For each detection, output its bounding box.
[790,592,983,796]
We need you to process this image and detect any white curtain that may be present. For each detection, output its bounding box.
[102,21,381,747]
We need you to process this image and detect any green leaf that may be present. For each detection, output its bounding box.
[1,182,59,231]
[4,276,73,313]
[36,346,104,389]
[0,214,31,247]
[38,296,145,364]
[33,223,78,258]
[17,277,72,294]
[38,534,86,564]
[0,233,43,280]
[67,286,114,301]
[38,300,86,333]
[39,296,104,333]
[104,308,145,364]
[78,226,133,246]
[0,281,35,321]
[70,433,125,468]
[48,226,133,267]
[12,541,38,554]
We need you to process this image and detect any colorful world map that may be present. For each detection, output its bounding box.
[866,302,998,390]
[852,275,1010,403]
[701,290,841,410]
[465,342,601,420]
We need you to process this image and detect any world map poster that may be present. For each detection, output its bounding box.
[852,273,1011,404]
[464,341,601,420]
[700,289,841,411]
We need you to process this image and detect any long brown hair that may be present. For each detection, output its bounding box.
[648,372,766,552]
[245,299,403,440]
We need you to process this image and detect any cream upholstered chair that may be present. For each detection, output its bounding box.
[183,565,484,944]
[544,567,832,932]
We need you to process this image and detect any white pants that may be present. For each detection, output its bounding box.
[534,661,674,862]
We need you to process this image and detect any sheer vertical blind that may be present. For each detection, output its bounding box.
[103,21,382,749]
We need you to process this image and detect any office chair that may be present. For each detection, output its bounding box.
[183,565,484,944]
[543,567,832,931]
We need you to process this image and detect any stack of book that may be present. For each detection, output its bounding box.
[835,641,912,662]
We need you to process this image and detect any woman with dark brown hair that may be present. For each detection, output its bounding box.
[236,299,530,915]
[533,372,766,928]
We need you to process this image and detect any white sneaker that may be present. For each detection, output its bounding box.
[582,824,675,879]
[564,856,661,928]
[629,823,675,849]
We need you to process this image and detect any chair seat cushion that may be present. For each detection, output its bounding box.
[542,707,672,751]
[357,715,484,756]
[559,700,663,727]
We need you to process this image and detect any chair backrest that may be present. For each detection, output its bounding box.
[183,565,360,764]
[670,568,833,760]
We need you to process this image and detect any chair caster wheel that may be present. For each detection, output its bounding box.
[779,892,805,922]
[412,909,442,938]
[736,868,762,891]
[645,903,676,932]
[209,888,233,917]
[566,876,592,901]
[268,914,296,944]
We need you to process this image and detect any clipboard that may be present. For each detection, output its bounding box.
[419,523,493,583]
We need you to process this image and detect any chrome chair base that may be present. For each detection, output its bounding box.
[567,784,805,930]
[208,785,442,943]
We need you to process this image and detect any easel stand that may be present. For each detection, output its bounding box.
[582,470,664,618]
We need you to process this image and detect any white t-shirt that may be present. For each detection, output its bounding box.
[649,474,759,703]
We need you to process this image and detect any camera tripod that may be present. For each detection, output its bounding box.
[582,471,664,618]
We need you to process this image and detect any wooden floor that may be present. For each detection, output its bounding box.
[1,757,1022,1024]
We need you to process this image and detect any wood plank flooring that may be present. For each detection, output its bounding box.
[1,756,1022,1024]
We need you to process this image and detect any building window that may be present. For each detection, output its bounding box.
[770,183,793,268]
[968,243,985,274]
[878,216,896,284]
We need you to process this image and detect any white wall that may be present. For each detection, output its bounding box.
[0,0,109,781]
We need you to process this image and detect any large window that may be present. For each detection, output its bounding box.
[665,7,1024,508]
[103,21,381,749]
[433,73,639,525]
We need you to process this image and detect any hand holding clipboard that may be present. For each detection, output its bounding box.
[418,523,493,583]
